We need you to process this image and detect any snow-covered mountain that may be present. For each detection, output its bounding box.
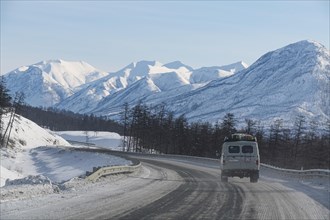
[165,40,330,125]
[4,59,108,107]
[190,61,248,84]
[81,40,330,127]
[55,60,245,113]
[3,40,329,127]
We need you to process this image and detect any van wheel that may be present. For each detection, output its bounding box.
[221,175,228,182]
[250,175,258,183]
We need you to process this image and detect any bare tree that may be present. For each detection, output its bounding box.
[2,92,25,148]
[0,77,12,147]
[292,115,306,164]
[244,118,257,135]
[121,103,129,151]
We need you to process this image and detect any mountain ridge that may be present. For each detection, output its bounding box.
[4,59,109,107]
[3,40,329,128]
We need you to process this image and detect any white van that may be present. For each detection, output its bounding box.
[220,133,260,183]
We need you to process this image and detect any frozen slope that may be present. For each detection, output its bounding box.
[4,59,108,107]
[0,113,71,186]
[166,40,330,125]
[0,113,128,187]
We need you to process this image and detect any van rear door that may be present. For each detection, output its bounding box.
[225,145,242,170]
[241,144,258,170]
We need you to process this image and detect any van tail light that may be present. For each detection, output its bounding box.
[256,160,259,166]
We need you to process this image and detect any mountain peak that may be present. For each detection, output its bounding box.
[295,39,325,47]
[276,39,328,54]
[35,59,66,66]
[219,61,249,73]
[131,60,162,68]
[250,40,329,72]
[4,59,108,107]
[237,61,249,69]
[163,61,194,71]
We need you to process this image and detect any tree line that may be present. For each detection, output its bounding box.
[17,105,123,134]
[121,102,329,170]
[259,116,330,170]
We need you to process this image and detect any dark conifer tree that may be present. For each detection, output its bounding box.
[0,77,12,147]
[220,113,237,137]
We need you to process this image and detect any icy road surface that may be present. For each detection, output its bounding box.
[1,155,329,220]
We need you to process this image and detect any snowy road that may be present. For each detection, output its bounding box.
[1,154,329,220]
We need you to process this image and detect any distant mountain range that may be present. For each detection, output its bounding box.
[4,40,330,127]
[4,60,108,107]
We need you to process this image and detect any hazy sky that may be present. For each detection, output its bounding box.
[1,1,329,74]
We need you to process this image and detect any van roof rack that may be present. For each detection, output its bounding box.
[224,133,257,142]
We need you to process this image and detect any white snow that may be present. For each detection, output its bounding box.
[4,59,109,107]
[260,166,330,209]
[49,59,247,116]
[0,113,70,150]
[0,116,328,217]
[3,41,329,129]
[55,130,122,151]
[55,41,329,129]
[0,114,130,187]
[0,166,24,186]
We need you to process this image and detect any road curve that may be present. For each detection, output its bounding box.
[117,157,329,220]
[116,158,244,220]
[1,155,329,220]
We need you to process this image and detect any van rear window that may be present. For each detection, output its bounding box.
[242,145,253,153]
[228,146,240,153]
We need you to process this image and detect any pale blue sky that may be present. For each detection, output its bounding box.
[1,1,329,74]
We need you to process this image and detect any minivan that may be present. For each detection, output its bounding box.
[220,133,260,183]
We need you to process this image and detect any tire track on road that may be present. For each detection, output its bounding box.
[117,159,245,220]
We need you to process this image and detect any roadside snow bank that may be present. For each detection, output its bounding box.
[5,175,52,186]
[27,146,132,183]
[1,175,59,201]
[1,114,71,187]
[1,146,132,188]
[261,164,330,189]
[0,114,130,188]
[0,166,24,187]
[261,166,330,209]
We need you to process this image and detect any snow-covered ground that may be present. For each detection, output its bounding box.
[0,114,329,218]
[0,114,130,188]
[260,166,330,209]
[55,130,122,151]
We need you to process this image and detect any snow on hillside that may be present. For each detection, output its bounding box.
[4,40,329,128]
[164,40,330,126]
[1,113,70,150]
[163,61,194,72]
[0,114,129,187]
[66,40,329,128]
[190,61,248,84]
[4,59,108,107]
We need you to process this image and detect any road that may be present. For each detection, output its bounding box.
[1,155,329,220]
